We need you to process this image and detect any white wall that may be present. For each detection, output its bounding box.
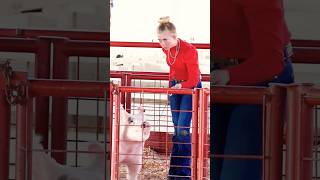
[111,0,210,43]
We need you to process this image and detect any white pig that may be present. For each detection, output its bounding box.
[32,135,107,180]
[115,106,151,180]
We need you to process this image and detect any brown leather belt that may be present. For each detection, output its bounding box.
[172,75,202,83]
[213,58,240,70]
[213,43,293,70]
[172,79,186,83]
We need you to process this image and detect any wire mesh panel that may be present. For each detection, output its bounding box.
[13,97,109,180]
[212,85,286,180]
[111,86,209,180]
[66,55,109,167]
[0,35,109,180]
[0,30,109,180]
[312,105,320,180]
[0,68,34,180]
[2,58,110,179]
[0,69,110,180]
[125,72,210,116]
[285,85,320,180]
[27,79,109,180]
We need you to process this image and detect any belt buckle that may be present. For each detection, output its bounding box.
[285,43,293,58]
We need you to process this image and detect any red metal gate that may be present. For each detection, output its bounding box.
[212,85,287,180]
[110,85,209,179]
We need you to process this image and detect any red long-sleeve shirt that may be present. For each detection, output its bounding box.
[163,39,201,88]
[212,0,291,85]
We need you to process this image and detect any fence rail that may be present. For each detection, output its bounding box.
[2,29,320,179]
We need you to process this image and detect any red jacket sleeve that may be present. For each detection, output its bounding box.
[181,48,201,88]
[227,0,286,85]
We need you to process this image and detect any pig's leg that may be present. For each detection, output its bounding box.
[127,164,142,180]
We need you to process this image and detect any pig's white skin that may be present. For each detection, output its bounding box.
[118,106,151,180]
[32,135,106,180]
[32,106,151,180]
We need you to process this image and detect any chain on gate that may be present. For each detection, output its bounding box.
[0,60,27,105]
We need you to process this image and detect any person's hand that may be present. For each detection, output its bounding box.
[171,83,182,89]
[212,70,230,85]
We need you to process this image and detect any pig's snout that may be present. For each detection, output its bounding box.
[128,117,134,123]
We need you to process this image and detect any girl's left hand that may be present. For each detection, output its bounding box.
[171,83,182,89]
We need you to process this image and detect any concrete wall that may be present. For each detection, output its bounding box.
[0,0,109,31]
[284,0,320,40]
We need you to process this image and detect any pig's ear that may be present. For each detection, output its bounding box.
[135,107,145,121]
[120,104,129,117]
[138,106,145,113]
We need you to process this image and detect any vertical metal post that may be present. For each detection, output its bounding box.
[35,38,51,149]
[104,89,110,180]
[120,73,126,107]
[300,85,313,180]
[263,85,286,180]
[111,89,121,180]
[125,73,132,113]
[16,103,27,180]
[52,38,69,164]
[191,89,199,180]
[286,84,313,180]
[15,72,28,180]
[198,89,208,180]
[109,84,114,179]
[200,89,209,179]
[26,95,33,180]
[0,71,10,180]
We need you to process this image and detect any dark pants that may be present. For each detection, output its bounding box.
[169,80,202,179]
[211,57,294,180]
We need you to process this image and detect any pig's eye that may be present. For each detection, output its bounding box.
[128,117,134,123]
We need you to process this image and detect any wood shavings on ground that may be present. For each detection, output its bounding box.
[118,147,210,179]
[140,147,168,179]
[119,147,168,180]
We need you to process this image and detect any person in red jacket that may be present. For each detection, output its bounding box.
[157,16,202,179]
[211,0,294,179]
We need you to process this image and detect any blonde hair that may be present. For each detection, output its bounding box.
[157,16,176,35]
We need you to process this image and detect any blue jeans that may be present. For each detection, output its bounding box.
[169,80,202,179]
[211,57,294,180]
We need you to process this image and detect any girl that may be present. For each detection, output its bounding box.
[157,16,202,179]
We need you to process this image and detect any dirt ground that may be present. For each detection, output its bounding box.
[119,147,169,180]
